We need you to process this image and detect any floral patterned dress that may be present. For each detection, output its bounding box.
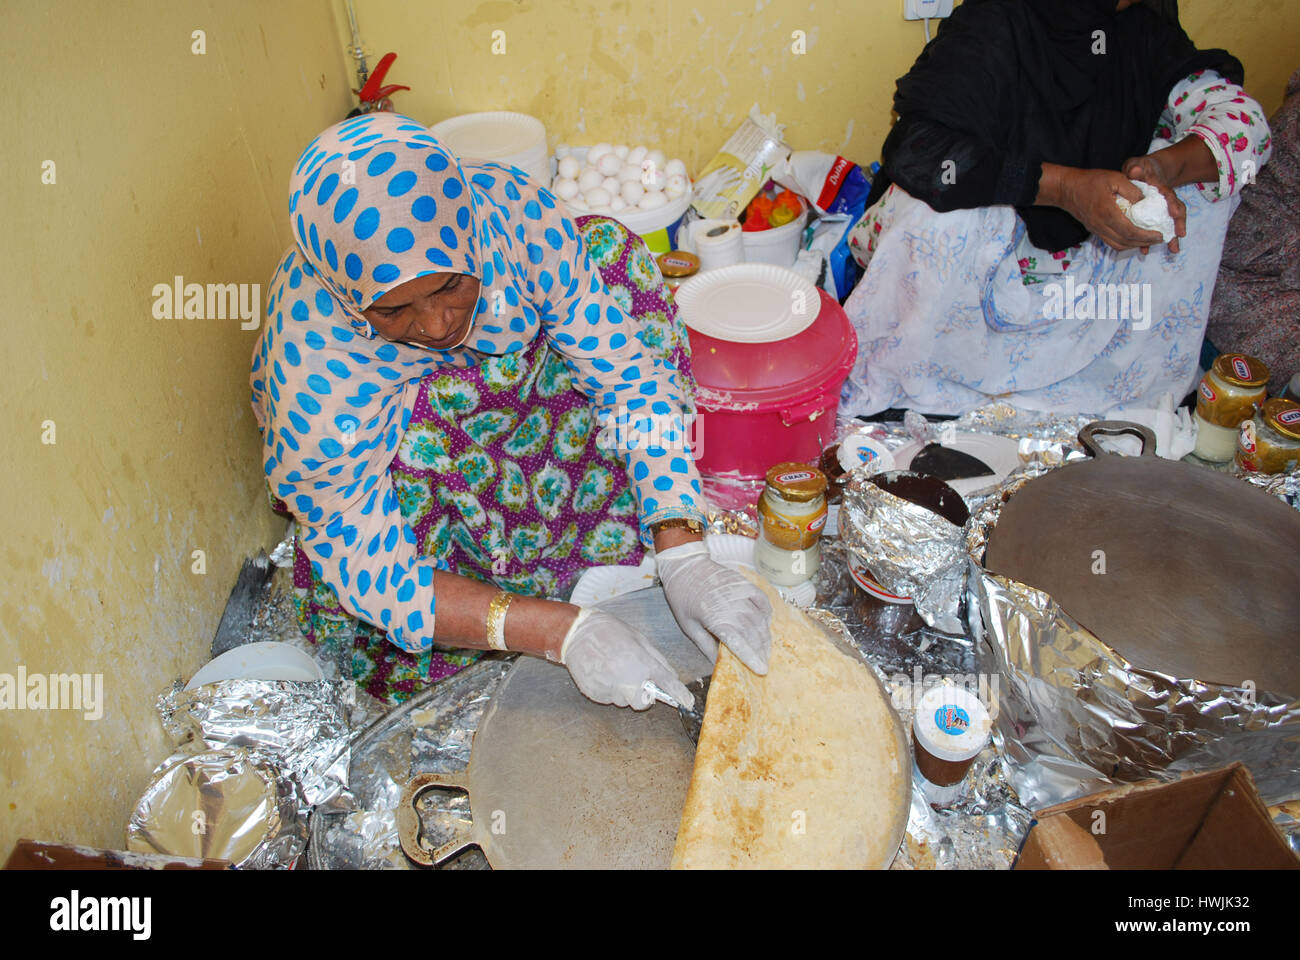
[840,70,1273,416]
[283,216,695,704]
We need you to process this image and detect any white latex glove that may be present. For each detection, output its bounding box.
[656,540,773,675]
[560,609,694,711]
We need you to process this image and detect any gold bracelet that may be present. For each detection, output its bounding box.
[650,517,704,536]
[486,591,515,651]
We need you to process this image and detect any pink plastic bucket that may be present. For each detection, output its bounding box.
[688,288,858,479]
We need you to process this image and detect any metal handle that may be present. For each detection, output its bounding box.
[780,395,828,427]
[397,771,478,867]
[1077,420,1158,459]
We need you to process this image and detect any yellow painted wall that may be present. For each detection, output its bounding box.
[336,0,1300,171]
[0,1,351,856]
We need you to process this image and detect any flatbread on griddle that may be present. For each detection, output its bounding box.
[671,573,907,869]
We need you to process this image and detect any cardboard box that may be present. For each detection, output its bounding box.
[1014,763,1298,870]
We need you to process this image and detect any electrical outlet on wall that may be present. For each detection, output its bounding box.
[903,0,954,19]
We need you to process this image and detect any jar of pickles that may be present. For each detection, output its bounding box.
[1193,353,1270,462]
[1235,399,1300,474]
[753,463,828,587]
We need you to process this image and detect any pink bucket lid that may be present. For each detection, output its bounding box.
[687,289,858,411]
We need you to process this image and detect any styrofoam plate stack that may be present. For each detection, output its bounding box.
[431,111,549,184]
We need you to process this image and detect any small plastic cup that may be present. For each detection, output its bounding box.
[912,684,992,806]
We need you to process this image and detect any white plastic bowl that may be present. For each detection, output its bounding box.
[432,111,550,184]
[741,198,809,268]
[185,641,324,690]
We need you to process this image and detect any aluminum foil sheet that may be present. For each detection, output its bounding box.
[810,539,1031,869]
[127,747,308,869]
[839,473,967,636]
[158,678,352,807]
[307,659,511,870]
[966,462,1300,811]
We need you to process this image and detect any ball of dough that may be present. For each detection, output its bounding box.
[642,167,667,192]
[617,163,643,183]
[583,187,612,208]
[577,168,604,192]
[645,149,667,174]
[665,158,687,178]
[664,175,687,200]
[597,152,622,177]
[627,145,648,167]
[609,196,627,212]
[613,144,629,159]
[637,191,668,210]
[557,155,580,180]
[587,142,613,164]
[620,180,645,204]
[552,177,580,200]
[601,176,621,194]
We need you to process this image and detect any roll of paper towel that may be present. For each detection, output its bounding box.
[691,219,744,272]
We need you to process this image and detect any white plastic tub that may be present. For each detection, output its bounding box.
[742,198,809,268]
[431,112,549,184]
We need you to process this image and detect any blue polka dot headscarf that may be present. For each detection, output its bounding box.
[288,113,486,339]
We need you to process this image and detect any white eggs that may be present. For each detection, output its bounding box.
[557,155,580,180]
[597,152,622,177]
[620,180,645,204]
[555,140,689,217]
[642,167,667,192]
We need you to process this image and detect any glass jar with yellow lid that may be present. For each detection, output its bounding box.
[1235,399,1300,475]
[1193,353,1270,462]
[753,462,828,587]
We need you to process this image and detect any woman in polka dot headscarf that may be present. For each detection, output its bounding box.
[251,113,772,707]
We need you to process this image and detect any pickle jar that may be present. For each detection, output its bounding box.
[1193,353,1270,462]
[753,462,828,587]
[1235,398,1300,475]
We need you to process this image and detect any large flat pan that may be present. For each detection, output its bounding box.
[984,421,1300,695]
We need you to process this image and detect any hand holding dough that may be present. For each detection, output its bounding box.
[1115,179,1176,244]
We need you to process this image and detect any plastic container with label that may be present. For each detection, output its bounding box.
[1194,354,1270,462]
[912,684,992,806]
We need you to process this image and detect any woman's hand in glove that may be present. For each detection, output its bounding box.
[656,541,773,675]
[561,609,694,711]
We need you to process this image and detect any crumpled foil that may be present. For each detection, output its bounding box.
[839,473,967,635]
[158,678,353,807]
[812,539,1032,868]
[966,460,1300,810]
[307,660,511,870]
[126,747,308,869]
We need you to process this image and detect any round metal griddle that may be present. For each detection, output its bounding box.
[985,422,1300,694]
[398,589,710,870]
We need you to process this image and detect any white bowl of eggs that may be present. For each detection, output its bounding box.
[551,142,692,237]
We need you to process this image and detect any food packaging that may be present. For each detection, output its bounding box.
[912,684,992,806]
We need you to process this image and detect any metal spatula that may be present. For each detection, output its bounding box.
[644,676,711,745]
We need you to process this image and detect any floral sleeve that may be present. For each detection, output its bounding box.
[1157,70,1273,200]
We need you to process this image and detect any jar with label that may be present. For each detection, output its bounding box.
[1193,353,1270,461]
[1235,398,1300,474]
[753,462,827,587]
[656,250,700,295]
